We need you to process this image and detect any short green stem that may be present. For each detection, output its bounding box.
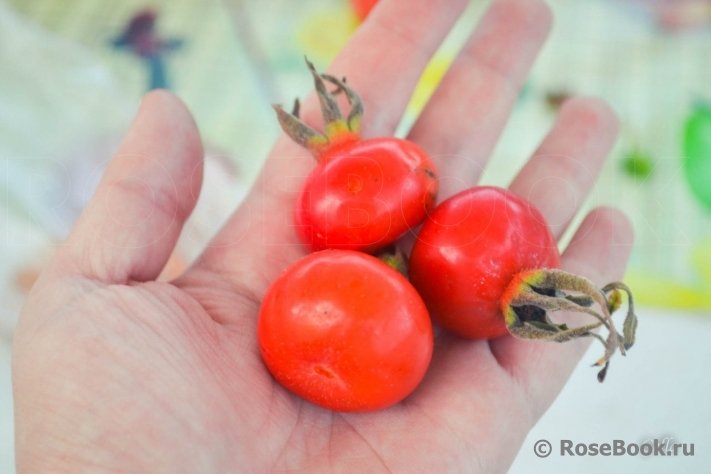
[375,245,408,277]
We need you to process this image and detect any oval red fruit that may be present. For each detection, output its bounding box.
[409,186,560,339]
[258,250,433,412]
[296,138,437,253]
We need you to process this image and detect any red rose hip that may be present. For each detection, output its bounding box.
[409,186,560,340]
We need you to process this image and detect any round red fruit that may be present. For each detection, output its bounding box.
[258,250,433,412]
[296,137,437,253]
[409,186,560,339]
[274,60,438,253]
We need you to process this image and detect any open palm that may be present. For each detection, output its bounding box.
[13,0,633,472]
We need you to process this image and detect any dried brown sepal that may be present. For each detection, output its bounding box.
[565,294,595,307]
[501,268,639,383]
[603,282,637,350]
[321,74,364,133]
[305,58,345,129]
[273,58,363,158]
[272,104,329,156]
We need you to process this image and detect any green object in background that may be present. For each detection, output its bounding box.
[683,103,711,212]
[621,149,654,180]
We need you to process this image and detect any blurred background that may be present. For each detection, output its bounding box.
[0,0,710,472]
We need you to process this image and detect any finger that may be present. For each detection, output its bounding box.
[192,0,470,296]
[405,208,633,471]
[408,0,553,201]
[508,97,620,239]
[54,91,204,284]
[401,96,621,464]
[488,207,634,422]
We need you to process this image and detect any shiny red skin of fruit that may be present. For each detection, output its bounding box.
[257,250,434,412]
[409,186,560,340]
[295,138,438,253]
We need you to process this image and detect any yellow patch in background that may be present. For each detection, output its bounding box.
[296,8,358,63]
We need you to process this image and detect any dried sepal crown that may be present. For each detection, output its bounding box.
[272,58,364,158]
[501,268,638,383]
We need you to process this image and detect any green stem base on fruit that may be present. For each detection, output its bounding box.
[272,58,364,158]
[501,268,638,383]
[375,245,409,277]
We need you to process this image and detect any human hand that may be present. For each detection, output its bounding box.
[13,0,632,472]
